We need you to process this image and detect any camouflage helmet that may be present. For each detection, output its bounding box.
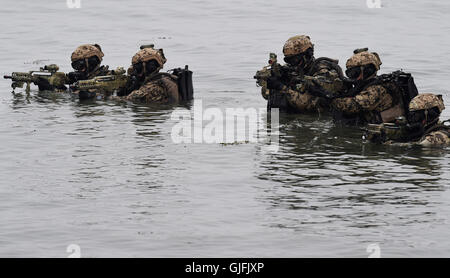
[283,35,314,56]
[409,93,445,113]
[71,44,104,62]
[131,47,166,67]
[346,48,382,70]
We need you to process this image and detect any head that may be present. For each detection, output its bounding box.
[71,44,104,74]
[345,48,382,83]
[282,35,314,69]
[130,46,166,79]
[408,93,445,127]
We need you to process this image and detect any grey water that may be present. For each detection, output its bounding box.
[0,0,449,257]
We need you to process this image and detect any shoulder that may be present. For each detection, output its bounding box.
[310,57,343,76]
[419,130,450,146]
[313,57,341,70]
[141,78,166,92]
[159,73,178,86]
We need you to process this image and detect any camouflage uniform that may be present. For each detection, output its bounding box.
[283,59,346,112]
[331,49,402,124]
[418,130,449,146]
[369,94,449,146]
[125,47,179,104]
[68,44,112,98]
[261,35,346,112]
[409,93,449,146]
[69,44,111,80]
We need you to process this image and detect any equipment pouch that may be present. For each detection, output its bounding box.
[171,65,194,101]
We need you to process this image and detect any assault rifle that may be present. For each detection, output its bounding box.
[364,117,426,143]
[254,53,291,111]
[70,67,127,94]
[4,64,67,93]
[254,53,280,89]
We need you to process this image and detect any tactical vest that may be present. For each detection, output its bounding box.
[347,70,418,124]
[145,73,180,103]
[170,66,194,101]
[268,57,342,112]
[144,66,194,102]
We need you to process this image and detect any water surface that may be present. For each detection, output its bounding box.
[0,0,449,257]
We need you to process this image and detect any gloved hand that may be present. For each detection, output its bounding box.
[67,71,86,84]
[117,75,140,96]
[266,76,284,91]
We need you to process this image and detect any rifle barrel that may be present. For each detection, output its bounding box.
[3,75,12,79]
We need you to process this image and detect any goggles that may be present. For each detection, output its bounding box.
[71,59,87,71]
[284,54,306,65]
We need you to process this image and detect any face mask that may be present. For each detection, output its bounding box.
[346,64,377,81]
[133,62,144,76]
[284,54,303,65]
[408,108,440,126]
[345,66,362,80]
[71,59,87,71]
[133,60,160,76]
[145,60,159,74]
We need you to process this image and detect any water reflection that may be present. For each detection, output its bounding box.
[9,89,71,108]
[255,112,448,233]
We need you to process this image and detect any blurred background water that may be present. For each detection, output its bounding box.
[0,0,449,257]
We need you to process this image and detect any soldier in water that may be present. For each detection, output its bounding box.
[331,48,413,125]
[67,44,114,99]
[117,45,179,104]
[258,35,347,113]
[366,93,449,146]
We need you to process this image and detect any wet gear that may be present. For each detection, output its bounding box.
[71,56,101,73]
[282,35,314,57]
[345,64,377,81]
[408,93,445,113]
[333,69,419,125]
[346,49,382,71]
[71,44,104,62]
[131,47,166,68]
[132,59,160,76]
[283,48,314,68]
[170,65,194,101]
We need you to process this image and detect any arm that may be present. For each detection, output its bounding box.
[293,67,346,99]
[126,81,170,104]
[331,85,390,114]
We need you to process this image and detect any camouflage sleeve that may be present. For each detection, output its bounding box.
[284,88,324,112]
[126,81,169,104]
[289,66,345,96]
[331,85,391,114]
[417,131,450,146]
[307,67,345,96]
[284,67,345,111]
